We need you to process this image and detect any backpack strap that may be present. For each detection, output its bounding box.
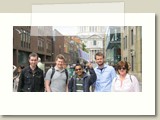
[65,69,68,84]
[50,67,55,80]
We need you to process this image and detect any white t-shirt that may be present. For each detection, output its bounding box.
[111,74,140,92]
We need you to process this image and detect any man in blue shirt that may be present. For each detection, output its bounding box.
[94,52,117,92]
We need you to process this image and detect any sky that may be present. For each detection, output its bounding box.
[53,26,79,36]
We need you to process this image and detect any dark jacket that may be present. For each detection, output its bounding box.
[17,66,44,92]
[68,68,97,92]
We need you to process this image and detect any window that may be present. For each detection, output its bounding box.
[46,42,52,53]
[93,40,96,45]
[20,29,30,49]
[38,37,44,52]
[124,57,127,62]
[115,29,117,41]
[125,36,127,49]
[131,56,134,71]
[20,30,23,47]
[131,29,134,45]
[123,36,127,50]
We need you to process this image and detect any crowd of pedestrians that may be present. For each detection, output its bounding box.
[13,52,140,92]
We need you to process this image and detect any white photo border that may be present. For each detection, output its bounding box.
[0,13,155,115]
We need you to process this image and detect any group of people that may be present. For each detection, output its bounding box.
[13,52,140,92]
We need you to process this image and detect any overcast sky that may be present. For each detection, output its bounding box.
[53,26,79,36]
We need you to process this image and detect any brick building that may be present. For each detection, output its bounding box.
[13,26,53,67]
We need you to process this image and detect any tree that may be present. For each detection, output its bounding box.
[82,43,89,53]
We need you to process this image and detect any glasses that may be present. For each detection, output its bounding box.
[118,67,126,70]
[75,68,82,71]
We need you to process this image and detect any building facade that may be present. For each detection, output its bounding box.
[13,26,53,67]
[121,26,142,81]
[105,26,121,65]
[53,29,82,65]
[78,26,106,62]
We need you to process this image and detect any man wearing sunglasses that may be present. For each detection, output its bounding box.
[68,63,97,92]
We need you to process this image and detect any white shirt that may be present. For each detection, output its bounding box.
[37,62,45,73]
[111,74,140,92]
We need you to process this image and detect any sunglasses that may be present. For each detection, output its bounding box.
[75,68,82,71]
[118,67,126,70]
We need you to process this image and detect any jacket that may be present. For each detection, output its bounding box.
[17,66,44,92]
[68,68,97,92]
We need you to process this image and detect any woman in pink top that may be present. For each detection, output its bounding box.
[111,61,140,92]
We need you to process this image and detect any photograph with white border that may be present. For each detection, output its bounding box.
[0,13,155,115]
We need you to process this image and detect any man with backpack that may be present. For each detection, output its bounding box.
[45,54,68,92]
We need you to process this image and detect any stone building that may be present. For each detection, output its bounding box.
[121,26,142,81]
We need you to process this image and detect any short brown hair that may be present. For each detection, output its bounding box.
[55,54,66,62]
[95,52,104,59]
[117,61,129,73]
[29,52,38,60]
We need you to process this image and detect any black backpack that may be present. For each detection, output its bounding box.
[50,67,68,84]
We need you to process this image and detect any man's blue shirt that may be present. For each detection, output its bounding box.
[94,64,117,92]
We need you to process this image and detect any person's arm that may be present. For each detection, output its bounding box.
[65,69,69,92]
[45,80,51,92]
[68,78,73,92]
[88,68,97,85]
[40,71,44,92]
[111,67,117,81]
[66,82,68,92]
[111,77,116,92]
[44,68,52,92]
[86,63,97,85]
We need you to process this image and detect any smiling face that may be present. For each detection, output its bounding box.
[56,58,64,69]
[75,65,83,77]
[55,54,66,70]
[117,66,127,76]
[29,56,38,68]
[117,61,129,76]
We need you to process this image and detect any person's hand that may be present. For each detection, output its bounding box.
[86,62,93,69]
